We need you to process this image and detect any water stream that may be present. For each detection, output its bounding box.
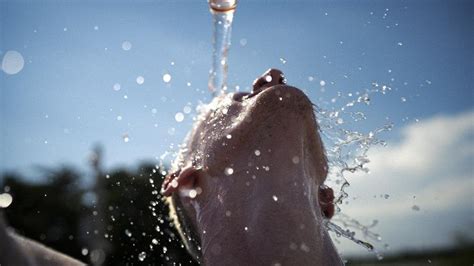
[208,0,236,96]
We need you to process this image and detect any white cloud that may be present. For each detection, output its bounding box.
[334,110,474,254]
[367,110,473,178]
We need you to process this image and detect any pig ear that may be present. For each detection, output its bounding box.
[319,186,335,219]
[161,166,200,197]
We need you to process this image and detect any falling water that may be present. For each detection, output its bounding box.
[315,82,395,259]
[208,0,237,96]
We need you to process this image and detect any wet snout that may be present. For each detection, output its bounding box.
[252,68,286,94]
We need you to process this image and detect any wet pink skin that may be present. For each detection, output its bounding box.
[163,69,342,265]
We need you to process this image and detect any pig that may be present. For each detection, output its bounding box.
[162,69,342,265]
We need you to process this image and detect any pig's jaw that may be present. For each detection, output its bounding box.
[175,87,341,265]
[195,154,341,266]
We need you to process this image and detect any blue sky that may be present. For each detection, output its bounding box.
[1,0,473,258]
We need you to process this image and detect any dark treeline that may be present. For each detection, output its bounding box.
[1,161,198,265]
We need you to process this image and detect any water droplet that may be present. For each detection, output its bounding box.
[63,27,68,31]
[0,193,13,208]
[292,156,300,164]
[244,226,248,231]
[300,243,310,252]
[412,205,420,211]
[122,41,132,51]
[279,58,287,64]
[272,195,278,202]
[239,38,247,46]
[81,248,88,256]
[167,127,175,135]
[320,80,326,86]
[2,50,25,75]
[124,229,132,237]
[151,108,157,114]
[183,106,192,114]
[113,83,121,91]
[152,239,158,245]
[265,75,272,82]
[397,42,403,46]
[308,76,314,82]
[254,150,261,156]
[138,251,146,261]
[116,115,122,121]
[123,134,130,143]
[175,112,184,122]
[136,76,144,85]
[186,82,192,87]
[170,179,178,188]
[383,194,390,199]
[224,167,234,176]
[94,25,99,30]
[401,97,407,102]
[162,73,172,83]
[189,189,197,198]
[226,134,232,139]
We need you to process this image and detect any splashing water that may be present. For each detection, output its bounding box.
[325,220,374,251]
[208,0,237,96]
[315,81,395,258]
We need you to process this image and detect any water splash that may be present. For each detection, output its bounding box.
[208,0,237,96]
[325,220,374,251]
[316,81,395,258]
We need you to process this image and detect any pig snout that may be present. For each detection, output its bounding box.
[252,68,286,93]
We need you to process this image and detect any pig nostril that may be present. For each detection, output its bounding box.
[252,68,286,93]
[279,74,286,85]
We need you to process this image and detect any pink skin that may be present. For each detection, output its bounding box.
[163,69,342,265]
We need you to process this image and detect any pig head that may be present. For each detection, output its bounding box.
[163,69,342,266]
